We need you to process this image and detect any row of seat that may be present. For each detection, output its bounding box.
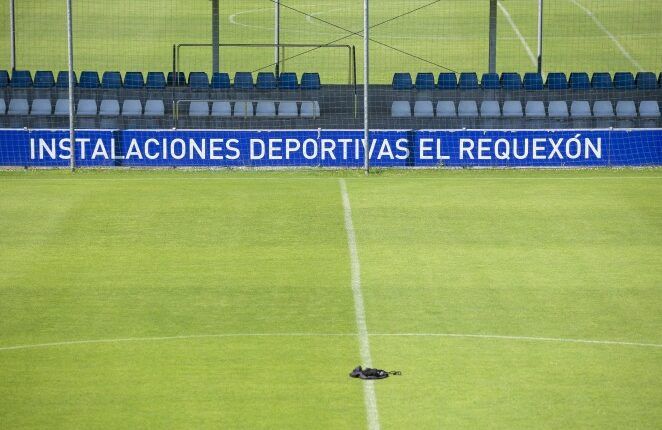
[391,100,661,119]
[0,98,321,118]
[0,70,322,90]
[393,72,662,91]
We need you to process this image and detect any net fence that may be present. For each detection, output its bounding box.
[0,0,660,168]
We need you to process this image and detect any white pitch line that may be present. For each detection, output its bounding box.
[1,332,660,353]
[340,178,380,430]
[568,0,644,72]
[497,0,537,67]
[371,333,662,349]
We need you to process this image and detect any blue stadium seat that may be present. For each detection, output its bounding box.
[79,71,100,89]
[546,72,567,90]
[500,72,522,90]
[591,72,612,89]
[34,71,55,88]
[392,73,413,90]
[256,72,277,90]
[10,70,32,88]
[56,71,77,88]
[635,72,657,90]
[278,72,298,90]
[415,73,435,90]
[301,73,321,90]
[614,72,635,90]
[234,72,254,89]
[211,72,231,89]
[146,72,166,89]
[102,71,122,89]
[569,72,590,90]
[523,73,543,90]
[167,71,186,86]
[188,72,209,89]
[437,73,457,90]
[458,72,478,90]
[0,70,9,88]
[481,73,500,89]
[124,72,145,89]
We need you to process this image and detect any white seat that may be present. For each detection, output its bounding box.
[278,101,298,117]
[436,101,456,117]
[99,99,120,116]
[211,101,232,117]
[188,101,209,117]
[299,101,320,118]
[502,100,523,117]
[391,101,411,117]
[31,99,52,116]
[122,99,142,116]
[144,100,165,117]
[570,101,591,118]
[233,101,254,117]
[615,101,636,118]
[525,101,546,118]
[593,101,614,117]
[639,101,660,118]
[77,99,97,116]
[457,100,478,117]
[0,99,6,115]
[8,98,29,115]
[54,99,71,116]
[413,100,434,117]
[480,100,500,117]
[256,101,276,117]
[548,101,569,118]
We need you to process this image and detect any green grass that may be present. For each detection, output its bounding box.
[0,0,660,82]
[0,168,661,428]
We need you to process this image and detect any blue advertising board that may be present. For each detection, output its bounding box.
[0,128,660,167]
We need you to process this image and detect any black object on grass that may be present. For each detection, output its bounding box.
[349,366,402,380]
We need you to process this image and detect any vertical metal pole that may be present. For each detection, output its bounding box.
[212,0,220,74]
[9,0,16,71]
[66,0,76,172]
[537,0,544,74]
[488,0,497,73]
[275,0,280,77]
[363,0,369,174]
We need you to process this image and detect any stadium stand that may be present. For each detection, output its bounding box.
[0,69,659,129]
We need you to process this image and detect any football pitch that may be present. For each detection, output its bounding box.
[1,0,660,82]
[0,169,660,428]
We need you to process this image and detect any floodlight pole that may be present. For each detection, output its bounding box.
[66,0,76,172]
[212,0,220,74]
[537,0,544,74]
[9,0,16,71]
[488,0,497,73]
[363,0,369,174]
[275,0,281,77]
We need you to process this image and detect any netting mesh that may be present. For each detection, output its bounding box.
[0,0,660,168]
